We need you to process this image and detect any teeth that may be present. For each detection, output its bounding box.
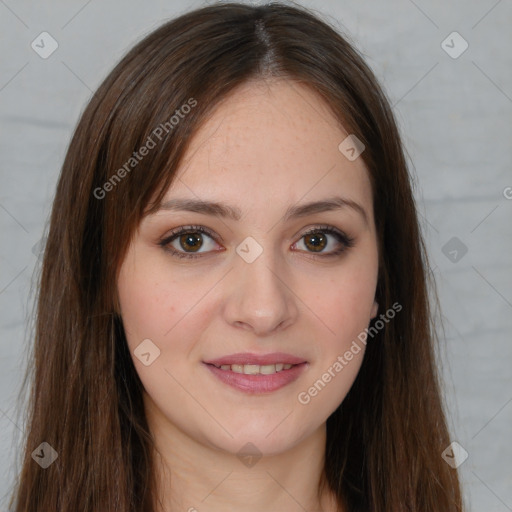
[215,363,296,374]
[260,364,276,375]
[244,364,260,375]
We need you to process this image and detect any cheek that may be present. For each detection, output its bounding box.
[321,257,378,345]
[297,271,375,419]
[117,249,216,360]
[117,245,183,353]
[117,268,167,345]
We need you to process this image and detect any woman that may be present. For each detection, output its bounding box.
[10,2,463,511]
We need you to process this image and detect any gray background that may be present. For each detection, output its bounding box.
[1,0,511,510]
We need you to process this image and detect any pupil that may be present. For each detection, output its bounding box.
[306,233,326,252]
[181,233,202,252]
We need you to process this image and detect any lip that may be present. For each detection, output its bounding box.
[204,352,307,366]
[203,361,308,394]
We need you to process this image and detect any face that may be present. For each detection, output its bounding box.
[117,79,379,457]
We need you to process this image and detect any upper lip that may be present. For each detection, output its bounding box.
[204,352,307,366]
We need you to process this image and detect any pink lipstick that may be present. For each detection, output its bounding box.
[203,352,308,394]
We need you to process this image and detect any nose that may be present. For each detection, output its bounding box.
[222,248,298,337]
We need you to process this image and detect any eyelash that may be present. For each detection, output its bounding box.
[158,224,355,260]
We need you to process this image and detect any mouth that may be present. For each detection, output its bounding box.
[206,362,299,375]
[202,353,308,393]
[203,352,307,367]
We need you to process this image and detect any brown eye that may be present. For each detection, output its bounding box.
[303,232,327,252]
[159,225,221,259]
[293,226,355,257]
[179,233,203,252]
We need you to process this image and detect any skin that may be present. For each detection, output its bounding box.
[117,78,379,512]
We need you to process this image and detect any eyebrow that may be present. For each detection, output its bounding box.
[156,195,369,226]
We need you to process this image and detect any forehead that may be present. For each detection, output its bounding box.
[167,79,373,215]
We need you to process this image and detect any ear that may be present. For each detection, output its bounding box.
[370,300,378,319]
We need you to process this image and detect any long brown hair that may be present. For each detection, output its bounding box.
[10,2,463,510]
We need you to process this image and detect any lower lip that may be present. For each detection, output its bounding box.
[203,362,308,394]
